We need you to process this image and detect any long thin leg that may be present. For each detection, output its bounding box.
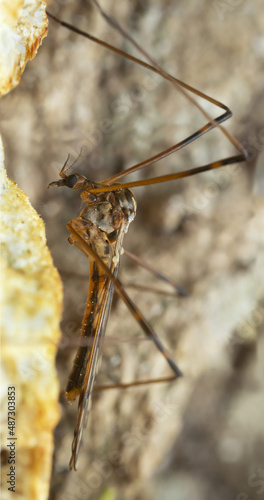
[67,220,183,379]
[91,0,247,159]
[123,284,182,297]
[47,12,230,113]
[88,155,245,193]
[58,376,177,400]
[124,248,188,297]
[94,376,178,392]
[47,11,247,189]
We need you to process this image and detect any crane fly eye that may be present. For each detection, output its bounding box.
[65,174,79,188]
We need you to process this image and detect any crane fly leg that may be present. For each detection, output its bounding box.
[94,376,178,392]
[123,248,188,297]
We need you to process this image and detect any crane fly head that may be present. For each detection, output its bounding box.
[48,173,90,190]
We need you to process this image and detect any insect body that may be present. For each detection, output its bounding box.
[50,169,138,467]
[66,184,137,399]
[50,160,183,469]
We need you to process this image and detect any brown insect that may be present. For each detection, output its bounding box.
[47,0,247,470]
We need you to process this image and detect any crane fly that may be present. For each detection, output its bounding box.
[47,0,247,471]
[49,163,183,471]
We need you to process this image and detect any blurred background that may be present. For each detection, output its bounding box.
[1,0,264,499]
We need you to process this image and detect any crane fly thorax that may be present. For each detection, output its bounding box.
[49,172,136,234]
[80,185,137,235]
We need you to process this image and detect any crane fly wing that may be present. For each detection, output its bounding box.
[68,222,125,470]
[69,274,117,469]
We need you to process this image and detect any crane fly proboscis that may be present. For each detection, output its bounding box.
[47,1,247,471]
